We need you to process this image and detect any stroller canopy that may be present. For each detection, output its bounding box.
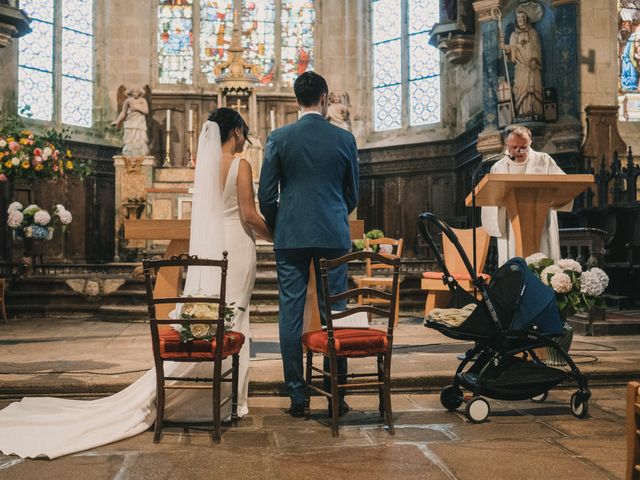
[490,257,563,336]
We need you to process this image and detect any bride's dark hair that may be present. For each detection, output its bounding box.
[208,107,251,145]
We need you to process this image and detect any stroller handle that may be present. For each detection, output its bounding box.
[416,212,481,285]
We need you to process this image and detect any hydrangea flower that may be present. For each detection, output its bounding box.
[525,252,548,267]
[33,210,51,226]
[550,272,573,293]
[540,264,563,286]
[588,267,609,291]
[557,258,582,273]
[7,210,23,228]
[580,270,607,297]
[7,201,23,214]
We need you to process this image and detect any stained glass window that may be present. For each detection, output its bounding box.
[18,0,54,121]
[200,0,233,83]
[242,0,276,85]
[372,0,441,131]
[19,0,94,126]
[372,0,401,131]
[618,2,640,121]
[408,0,440,126]
[159,1,314,86]
[158,0,194,84]
[280,0,314,86]
[61,0,94,127]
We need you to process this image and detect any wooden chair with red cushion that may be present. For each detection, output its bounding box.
[628,380,640,480]
[303,250,401,437]
[422,227,491,315]
[142,252,245,444]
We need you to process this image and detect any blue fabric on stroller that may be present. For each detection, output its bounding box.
[495,257,563,336]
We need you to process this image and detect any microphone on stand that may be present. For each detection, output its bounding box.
[470,152,506,277]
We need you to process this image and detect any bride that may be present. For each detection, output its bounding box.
[0,108,271,459]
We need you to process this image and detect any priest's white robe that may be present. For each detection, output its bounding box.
[480,149,571,266]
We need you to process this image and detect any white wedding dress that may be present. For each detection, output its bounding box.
[0,130,256,459]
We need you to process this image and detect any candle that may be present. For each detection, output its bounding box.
[270,109,276,131]
[188,109,193,131]
[166,109,171,131]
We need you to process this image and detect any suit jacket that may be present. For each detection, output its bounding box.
[258,113,359,250]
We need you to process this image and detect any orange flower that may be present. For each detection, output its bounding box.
[34,163,44,171]
[19,138,29,145]
[21,161,30,169]
[4,160,11,168]
[66,160,74,170]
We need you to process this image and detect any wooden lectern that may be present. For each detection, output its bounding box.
[465,174,594,258]
[124,219,365,325]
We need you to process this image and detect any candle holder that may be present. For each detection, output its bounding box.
[187,128,195,168]
[163,127,171,168]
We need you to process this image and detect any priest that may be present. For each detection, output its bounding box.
[481,126,572,266]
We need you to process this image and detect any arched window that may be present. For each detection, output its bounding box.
[372,0,440,131]
[157,0,315,87]
[18,0,94,127]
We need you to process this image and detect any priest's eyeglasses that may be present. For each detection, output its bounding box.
[506,145,530,154]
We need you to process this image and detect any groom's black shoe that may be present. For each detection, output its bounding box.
[327,400,350,417]
[286,403,305,418]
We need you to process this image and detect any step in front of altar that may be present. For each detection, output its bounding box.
[5,256,433,322]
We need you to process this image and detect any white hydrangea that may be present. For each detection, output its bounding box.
[557,258,582,273]
[33,209,51,226]
[550,272,573,293]
[11,157,19,166]
[588,267,609,290]
[57,209,72,225]
[0,139,6,148]
[7,210,23,228]
[42,146,53,158]
[7,201,23,214]
[540,265,563,286]
[579,270,607,297]
[525,252,548,267]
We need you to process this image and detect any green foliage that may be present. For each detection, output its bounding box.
[353,229,385,252]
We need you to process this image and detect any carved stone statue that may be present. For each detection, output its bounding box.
[111,86,150,156]
[501,6,543,119]
[326,92,351,131]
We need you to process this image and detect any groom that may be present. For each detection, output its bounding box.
[258,71,359,417]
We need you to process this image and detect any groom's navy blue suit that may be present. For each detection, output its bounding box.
[258,112,359,408]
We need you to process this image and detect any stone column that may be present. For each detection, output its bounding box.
[473,0,503,154]
[552,0,579,121]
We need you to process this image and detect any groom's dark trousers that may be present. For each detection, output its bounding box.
[275,247,348,407]
[258,113,359,408]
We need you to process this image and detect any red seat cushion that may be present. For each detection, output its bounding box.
[158,326,245,360]
[302,328,388,356]
[422,271,491,281]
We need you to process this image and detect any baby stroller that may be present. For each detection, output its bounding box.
[417,212,590,423]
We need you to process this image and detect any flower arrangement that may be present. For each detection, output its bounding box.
[7,202,72,241]
[0,113,91,183]
[525,253,609,317]
[353,228,385,252]
[175,301,245,343]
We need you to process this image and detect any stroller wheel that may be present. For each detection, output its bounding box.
[440,385,463,411]
[465,396,490,423]
[570,392,589,418]
[530,391,548,403]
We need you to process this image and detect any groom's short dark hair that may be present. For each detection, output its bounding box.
[294,72,328,107]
